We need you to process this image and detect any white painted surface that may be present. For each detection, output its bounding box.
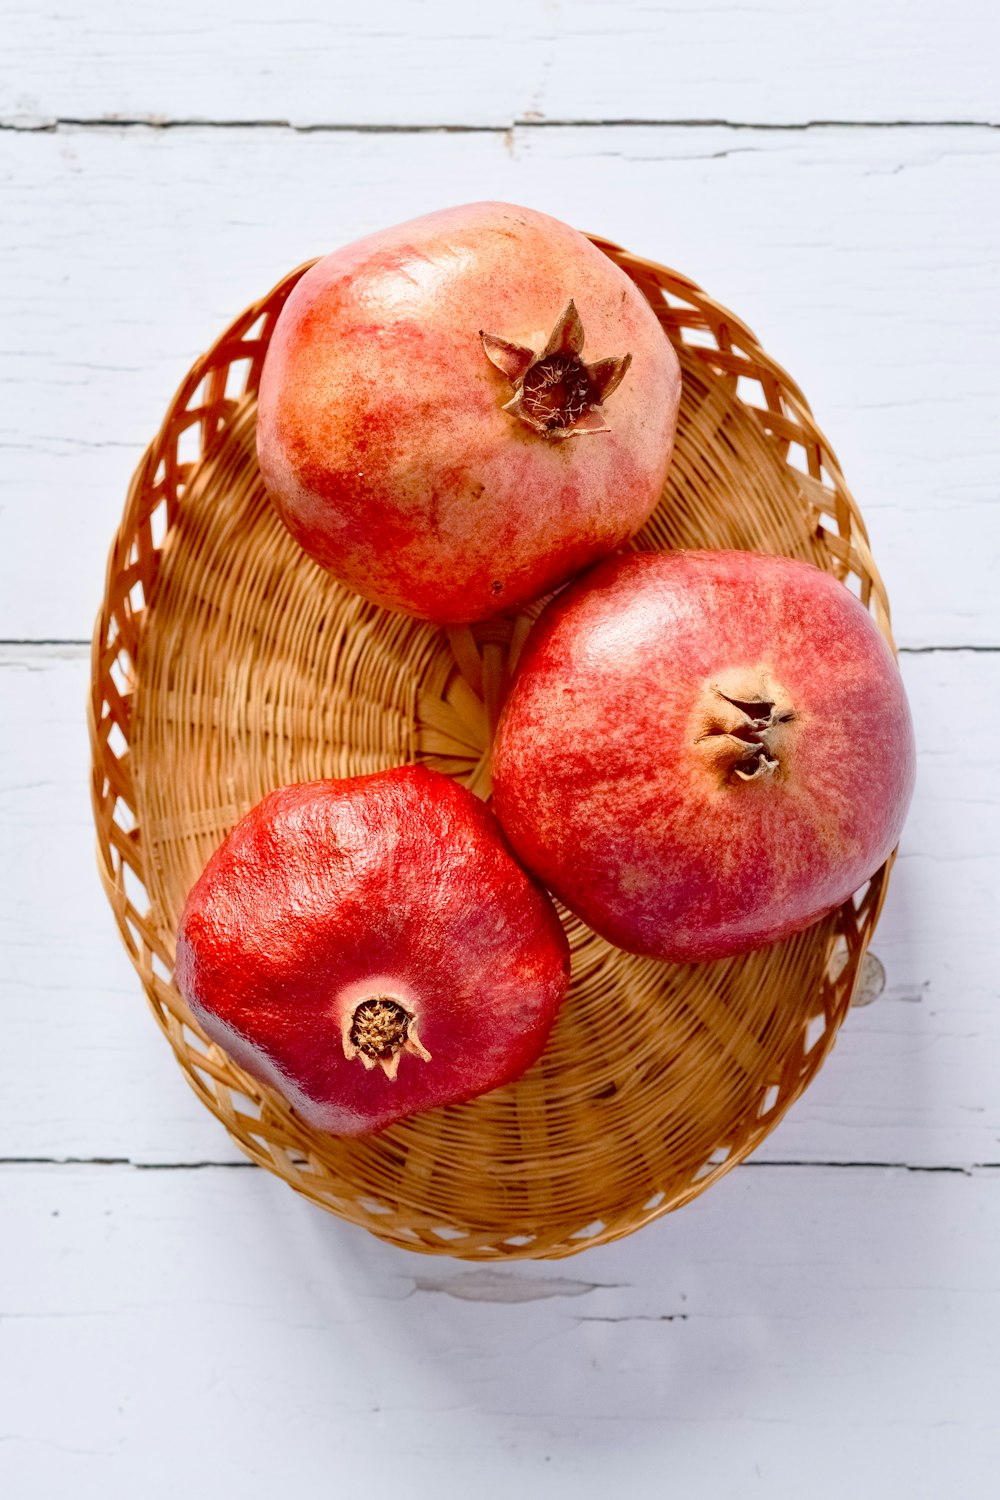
[5,1164,1000,1496]
[2,5,998,1493]
[2,0,997,127]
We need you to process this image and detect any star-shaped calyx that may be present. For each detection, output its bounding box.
[481,300,632,440]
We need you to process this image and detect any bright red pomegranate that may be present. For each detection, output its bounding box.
[491,550,915,963]
[175,766,570,1135]
[256,201,681,624]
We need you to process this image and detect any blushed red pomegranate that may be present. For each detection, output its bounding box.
[175,766,570,1135]
[256,201,681,624]
[491,550,915,963]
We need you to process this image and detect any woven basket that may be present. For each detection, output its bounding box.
[89,238,894,1260]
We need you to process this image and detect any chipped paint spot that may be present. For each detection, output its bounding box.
[410,1271,617,1303]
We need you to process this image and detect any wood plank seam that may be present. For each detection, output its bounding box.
[4,1157,1000,1172]
[3,117,1000,133]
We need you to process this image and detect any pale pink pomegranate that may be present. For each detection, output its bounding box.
[491,550,916,963]
[256,202,681,624]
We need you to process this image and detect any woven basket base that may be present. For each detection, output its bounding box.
[91,246,892,1259]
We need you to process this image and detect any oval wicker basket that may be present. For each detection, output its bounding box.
[89,238,895,1260]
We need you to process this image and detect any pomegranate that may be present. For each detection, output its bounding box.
[256,201,681,624]
[491,550,915,963]
[175,766,570,1135]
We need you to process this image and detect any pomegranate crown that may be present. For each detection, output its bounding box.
[481,300,632,440]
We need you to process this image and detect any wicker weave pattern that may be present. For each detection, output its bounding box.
[89,244,894,1260]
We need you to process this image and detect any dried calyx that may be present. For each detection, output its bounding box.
[699,686,797,785]
[342,995,432,1081]
[481,300,632,440]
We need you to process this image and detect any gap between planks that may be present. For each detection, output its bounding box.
[2,117,999,135]
[3,1157,999,1174]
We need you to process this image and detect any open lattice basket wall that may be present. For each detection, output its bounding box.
[89,239,894,1260]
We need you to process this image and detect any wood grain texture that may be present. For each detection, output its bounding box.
[3,1161,999,1496]
[1,0,996,128]
[3,646,996,1169]
[1,124,998,645]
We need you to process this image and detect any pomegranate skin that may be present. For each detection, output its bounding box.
[491,551,916,963]
[175,766,570,1135]
[256,201,681,624]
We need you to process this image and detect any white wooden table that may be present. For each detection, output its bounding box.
[3,4,999,1493]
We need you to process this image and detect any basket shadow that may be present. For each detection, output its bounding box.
[235,836,925,1447]
[269,1083,935,1449]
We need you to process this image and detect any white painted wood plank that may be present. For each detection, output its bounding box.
[2,0,997,128]
[3,1162,999,1496]
[1,123,998,645]
[0,647,243,1164]
[2,646,997,1169]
